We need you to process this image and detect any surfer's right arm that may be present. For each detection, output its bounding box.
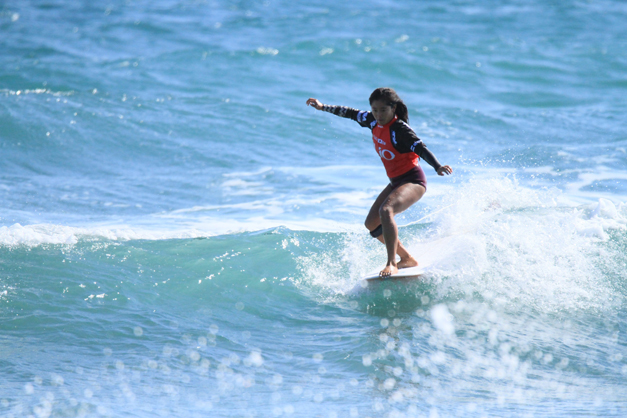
[306,98,324,110]
[306,98,374,128]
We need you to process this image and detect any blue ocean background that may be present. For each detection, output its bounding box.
[2,1,627,417]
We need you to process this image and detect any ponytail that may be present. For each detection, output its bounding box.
[369,87,409,124]
[394,101,409,125]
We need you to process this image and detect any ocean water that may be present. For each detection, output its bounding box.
[1,0,627,417]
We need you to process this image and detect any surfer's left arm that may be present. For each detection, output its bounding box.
[394,123,453,176]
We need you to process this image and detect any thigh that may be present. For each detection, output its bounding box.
[365,184,394,230]
[381,182,426,216]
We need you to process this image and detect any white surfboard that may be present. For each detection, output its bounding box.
[361,265,426,281]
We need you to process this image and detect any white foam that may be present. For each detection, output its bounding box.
[297,175,626,313]
[412,177,625,312]
[0,215,364,248]
[0,88,74,96]
[0,223,206,247]
[430,304,455,336]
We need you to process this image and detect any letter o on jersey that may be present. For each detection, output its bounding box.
[378,148,395,161]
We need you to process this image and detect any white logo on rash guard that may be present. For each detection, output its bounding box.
[374,135,386,145]
[378,147,395,160]
[410,140,422,152]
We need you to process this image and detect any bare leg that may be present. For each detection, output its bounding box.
[365,183,425,276]
[378,183,426,277]
[374,235,418,268]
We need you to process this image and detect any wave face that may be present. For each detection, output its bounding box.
[2,0,627,417]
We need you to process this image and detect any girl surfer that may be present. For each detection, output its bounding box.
[306,87,452,277]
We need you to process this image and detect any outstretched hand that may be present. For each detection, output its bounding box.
[437,165,453,176]
[306,98,324,110]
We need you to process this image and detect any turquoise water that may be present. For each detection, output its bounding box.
[2,1,627,417]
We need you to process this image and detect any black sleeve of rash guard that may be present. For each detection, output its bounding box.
[391,121,443,172]
[321,105,376,129]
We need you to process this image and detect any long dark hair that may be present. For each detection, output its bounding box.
[369,87,409,124]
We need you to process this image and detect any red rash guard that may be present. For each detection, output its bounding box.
[372,115,420,178]
[321,104,443,179]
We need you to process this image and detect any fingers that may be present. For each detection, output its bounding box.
[306,98,322,109]
[437,165,453,176]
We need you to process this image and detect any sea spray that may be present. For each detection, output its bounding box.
[3,0,627,416]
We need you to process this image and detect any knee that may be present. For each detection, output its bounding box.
[379,204,393,221]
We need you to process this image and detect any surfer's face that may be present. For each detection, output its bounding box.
[370,100,396,125]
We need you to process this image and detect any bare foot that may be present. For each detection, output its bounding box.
[379,264,398,278]
[397,256,419,269]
